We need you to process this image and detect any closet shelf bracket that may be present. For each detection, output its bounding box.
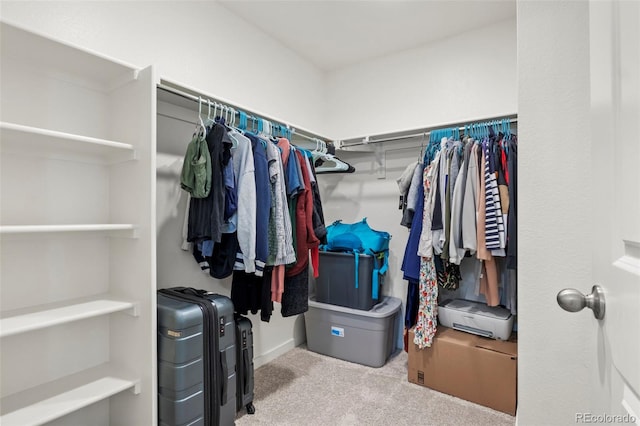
[375,144,386,180]
[125,302,141,318]
[131,380,142,395]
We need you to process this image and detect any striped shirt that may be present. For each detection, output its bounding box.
[484,141,505,250]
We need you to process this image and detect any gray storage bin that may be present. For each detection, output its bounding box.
[316,251,381,310]
[305,296,402,367]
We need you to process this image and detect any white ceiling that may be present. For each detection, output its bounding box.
[218,0,516,71]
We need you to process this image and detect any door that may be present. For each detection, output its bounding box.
[518,0,639,423]
[582,0,640,421]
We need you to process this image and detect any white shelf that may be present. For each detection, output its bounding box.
[0,21,154,425]
[0,224,137,237]
[1,21,138,92]
[0,364,140,426]
[0,122,136,164]
[0,296,139,338]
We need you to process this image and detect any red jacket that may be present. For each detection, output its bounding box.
[286,150,320,277]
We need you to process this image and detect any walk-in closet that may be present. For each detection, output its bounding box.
[1,1,638,425]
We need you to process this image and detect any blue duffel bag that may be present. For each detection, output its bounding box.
[321,218,391,299]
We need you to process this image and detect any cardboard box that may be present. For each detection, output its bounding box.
[407,326,517,415]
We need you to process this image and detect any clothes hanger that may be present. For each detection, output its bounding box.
[257,119,268,148]
[311,138,329,163]
[204,99,215,128]
[229,107,234,126]
[418,132,425,162]
[238,111,247,131]
[212,102,221,124]
[271,123,283,143]
[314,154,354,174]
[307,136,354,173]
[193,96,206,141]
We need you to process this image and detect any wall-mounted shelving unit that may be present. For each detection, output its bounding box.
[0,21,156,425]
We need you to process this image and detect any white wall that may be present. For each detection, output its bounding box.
[517,1,595,424]
[0,1,327,136]
[325,18,517,141]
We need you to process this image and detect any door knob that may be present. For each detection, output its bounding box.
[556,285,605,320]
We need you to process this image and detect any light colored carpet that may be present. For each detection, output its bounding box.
[235,346,516,426]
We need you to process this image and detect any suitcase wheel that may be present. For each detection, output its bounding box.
[246,402,256,415]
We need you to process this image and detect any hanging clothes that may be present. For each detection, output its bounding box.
[401,122,517,329]
[506,136,518,270]
[483,138,505,254]
[414,162,439,349]
[246,133,271,276]
[285,150,320,278]
[272,137,296,304]
[187,123,232,245]
[461,143,480,254]
[448,139,471,264]
[208,232,240,279]
[180,134,212,199]
[401,165,425,283]
[281,267,309,317]
[401,193,424,348]
[224,129,256,271]
[398,161,421,228]
[231,132,272,317]
[175,99,328,323]
[281,149,320,317]
[232,266,274,322]
[265,141,291,266]
[414,256,438,349]
[418,153,440,259]
[308,154,328,247]
[475,139,500,306]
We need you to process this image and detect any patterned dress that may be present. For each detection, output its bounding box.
[413,164,439,348]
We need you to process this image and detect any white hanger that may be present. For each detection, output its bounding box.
[194,96,206,141]
[210,102,217,122]
[205,99,215,127]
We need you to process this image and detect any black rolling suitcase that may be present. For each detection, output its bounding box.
[157,287,237,426]
[234,315,255,415]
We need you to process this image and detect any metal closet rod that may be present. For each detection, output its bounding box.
[157,83,327,144]
[336,114,518,148]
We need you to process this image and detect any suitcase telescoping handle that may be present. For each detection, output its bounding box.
[173,287,210,297]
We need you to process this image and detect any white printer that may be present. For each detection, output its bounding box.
[438,299,514,340]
